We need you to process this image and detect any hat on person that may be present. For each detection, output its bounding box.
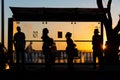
[94,29,99,34]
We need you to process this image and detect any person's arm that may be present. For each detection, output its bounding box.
[23,33,26,48]
[13,34,16,48]
[92,36,94,45]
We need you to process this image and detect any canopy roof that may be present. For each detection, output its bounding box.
[10,7,107,21]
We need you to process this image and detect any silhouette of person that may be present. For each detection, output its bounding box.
[13,26,26,70]
[26,41,34,63]
[0,43,7,71]
[50,38,57,65]
[41,28,53,69]
[92,29,103,69]
[65,32,76,69]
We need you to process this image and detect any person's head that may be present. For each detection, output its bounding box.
[30,41,32,44]
[94,29,99,34]
[17,26,21,32]
[65,32,72,38]
[43,28,49,34]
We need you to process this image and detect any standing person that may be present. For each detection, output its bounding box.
[50,38,57,65]
[13,26,26,70]
[26,41,34,63]
[92,29,103,69]
[41,28,53,70]
[65,32,76,69]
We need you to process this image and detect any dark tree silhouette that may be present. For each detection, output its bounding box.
[96,0,120,63]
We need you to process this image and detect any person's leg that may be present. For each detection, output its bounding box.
[21,50,25,64]
[93,53,96,69]
[30,53,33,63]
[27,53,30,62]
[67,55,72,69]
[70,56,74,69]
[16,50,20,71]
[21,49,25,70]
[16,51,19,64]
[98,55,104,69]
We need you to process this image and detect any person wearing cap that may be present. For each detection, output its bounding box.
[92,29,103,69]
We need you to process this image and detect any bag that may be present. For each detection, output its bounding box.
[51,44,57,57]
[73,48,78,57]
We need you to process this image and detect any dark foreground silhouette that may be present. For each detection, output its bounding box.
[2,63,120,80]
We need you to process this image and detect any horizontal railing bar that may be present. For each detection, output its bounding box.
[25,40,92,42]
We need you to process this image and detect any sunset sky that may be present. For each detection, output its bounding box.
[0,0,120,51]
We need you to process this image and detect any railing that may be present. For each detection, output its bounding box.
[20,40,93,64]
[12,50,93,64]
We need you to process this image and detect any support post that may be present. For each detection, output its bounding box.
[8,18,14,67]
[1,0,4,45]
